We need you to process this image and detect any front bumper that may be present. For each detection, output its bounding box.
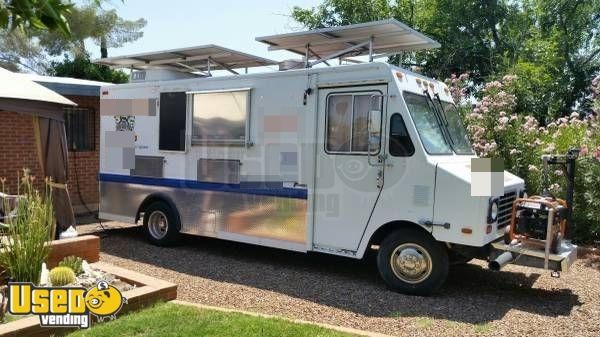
[489,240,578,272]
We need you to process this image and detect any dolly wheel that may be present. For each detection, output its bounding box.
[143,201,181,246]
[377,228,449,296]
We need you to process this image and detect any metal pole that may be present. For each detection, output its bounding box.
[564,150,578,240]
[368,36,374,62]
[305,44,310,68]
[207,57,212,77]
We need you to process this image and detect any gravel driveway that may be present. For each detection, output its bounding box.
[79,222,600,337]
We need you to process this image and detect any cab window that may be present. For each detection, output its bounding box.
[389,113,414,156]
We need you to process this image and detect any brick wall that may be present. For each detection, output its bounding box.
[0,95,100,213]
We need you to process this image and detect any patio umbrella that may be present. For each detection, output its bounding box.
[0,67,77,234]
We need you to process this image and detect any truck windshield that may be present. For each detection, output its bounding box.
[403,92,452,154]
[435,97,475,155]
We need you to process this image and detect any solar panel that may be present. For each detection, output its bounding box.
[94,45,277,74]
[256,19,440,66]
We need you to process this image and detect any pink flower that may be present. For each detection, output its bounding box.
[593,147,600,161]
[580,145,589,156]
[543,144,556,153]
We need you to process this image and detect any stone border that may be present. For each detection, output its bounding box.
[172,300,394,337]
[0,262,177,337]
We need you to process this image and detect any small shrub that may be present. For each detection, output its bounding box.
[0,170,55,284]
[49,266,76,286]
[58,256,84,275]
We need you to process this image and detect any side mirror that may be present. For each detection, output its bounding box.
[368,109,381,134]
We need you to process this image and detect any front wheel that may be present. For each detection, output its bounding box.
[377,228,449,296]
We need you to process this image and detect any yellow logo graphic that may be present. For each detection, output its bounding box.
[7,281,127,328]
[85,281,125,317]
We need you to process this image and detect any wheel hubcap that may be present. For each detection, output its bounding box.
[390,243,432,284]
[148,211,168,239]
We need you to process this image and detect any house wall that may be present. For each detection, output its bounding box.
[0,95,100,214]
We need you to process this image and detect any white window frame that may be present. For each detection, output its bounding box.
[188,88,252,146]
[325,91,383,155]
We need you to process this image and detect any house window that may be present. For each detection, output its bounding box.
[64,107,94,151]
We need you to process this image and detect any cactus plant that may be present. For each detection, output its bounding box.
[49,266,76,286]
[58,256,84,275]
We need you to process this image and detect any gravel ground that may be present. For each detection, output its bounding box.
[79,222,600,337]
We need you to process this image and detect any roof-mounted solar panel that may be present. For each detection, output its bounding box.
[256,19,440,67]
[94,45,277,75]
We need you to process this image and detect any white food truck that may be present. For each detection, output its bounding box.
[96,20,577,295]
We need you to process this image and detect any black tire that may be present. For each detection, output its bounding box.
[142,201,181,246]
[377,228,449,296]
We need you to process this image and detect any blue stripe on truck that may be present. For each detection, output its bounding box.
[98,173,308,200]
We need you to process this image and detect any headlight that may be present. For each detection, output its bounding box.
[487,198,499,223]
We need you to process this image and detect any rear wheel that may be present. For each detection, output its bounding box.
[143,201,180,246]
[377,228,449,296]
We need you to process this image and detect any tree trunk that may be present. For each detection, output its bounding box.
[100,36,108,58]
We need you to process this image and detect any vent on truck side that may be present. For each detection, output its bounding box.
[131,156,164,178]
[497,191,517,229]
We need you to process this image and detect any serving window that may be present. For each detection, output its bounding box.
[191,89,251,145]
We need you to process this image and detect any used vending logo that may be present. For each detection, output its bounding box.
[7,281,127,328]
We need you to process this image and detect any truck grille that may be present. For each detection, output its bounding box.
[497,191,517,229]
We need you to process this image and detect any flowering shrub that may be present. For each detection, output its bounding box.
[450,74,600,243]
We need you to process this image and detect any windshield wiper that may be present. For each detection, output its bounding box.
[434,93,450,127]
[424,90,455,147]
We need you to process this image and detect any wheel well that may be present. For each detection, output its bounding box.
[367,220,432,248]
[136,194,178,223]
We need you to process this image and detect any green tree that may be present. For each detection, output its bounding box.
[1,1,144,75]
[291,0,600,120]
[38,2,146,58]
[0,0,72,34]
[49,54,128,83]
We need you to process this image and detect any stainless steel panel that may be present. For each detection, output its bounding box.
[100,181,307,244]
[131,156,164,178]
[197,159,240,184]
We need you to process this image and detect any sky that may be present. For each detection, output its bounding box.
[89,0,323,68]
